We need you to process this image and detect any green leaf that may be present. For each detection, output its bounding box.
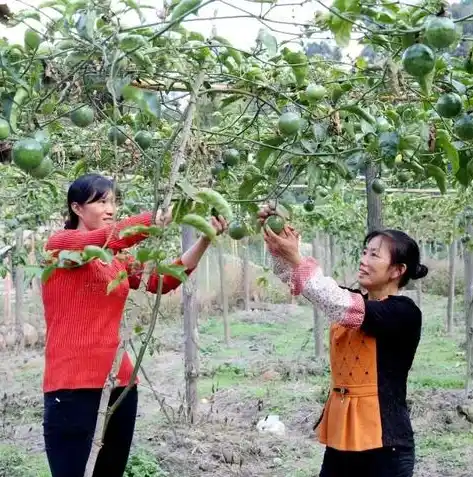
[76,10,96,41]
[172,197,194,223]
[256,136,284,169]
[156,263,188,282]
[107,75,132,99]
[140,91,161,118]
[41,265,55,283]
[424,164,447,194]
[136,248,151,263]
[121,87,160,118]
[82,245,114,263]
[176,178,199,199]
[123,0,145,23]
[239,174,263,199]
[436,129,459,174]
[257,28,278,56]
[121,85,143,102]
[57,251,83,267]
[107,270,128,295]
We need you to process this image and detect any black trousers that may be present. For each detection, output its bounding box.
[43,386,138,477]
[319,445,415,477]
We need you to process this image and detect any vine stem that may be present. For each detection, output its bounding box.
[83,334,127,477]
[159,70,206,215]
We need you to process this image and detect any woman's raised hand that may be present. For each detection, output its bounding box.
[211,215,228,236]
[155,205,174,227]
[258,203,302,267]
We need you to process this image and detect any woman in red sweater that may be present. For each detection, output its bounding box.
[41,174,227,477]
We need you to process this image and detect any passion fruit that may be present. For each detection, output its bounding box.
[397,171,410,183]
[222,148,240,166]
[305,84,326,101]
[211,162,225,178]
[303,198,315,212]
[436,92,462,118]
[278,112,302,136]
[228,221,248,240]
[402,44,435,78]
[29,156,54,179]
[454,113,473,141]
[70,105,95,127]
[0,118,10,140]
[424,16,457,50]
[264,215,285,235]
[134,130,152,150]
[12,138,44,171]
[24,29,41,51]
[371,178,386,195]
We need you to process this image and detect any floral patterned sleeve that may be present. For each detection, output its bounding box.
[271,255,365,329]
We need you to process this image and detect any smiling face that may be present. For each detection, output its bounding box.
[358,234,407,293]
[72,189,116,231]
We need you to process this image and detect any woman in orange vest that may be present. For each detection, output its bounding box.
[258,206,427,477]
[42,173,227,477]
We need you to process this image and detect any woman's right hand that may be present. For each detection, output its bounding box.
[155,205,174,226]
[257,203,277,224]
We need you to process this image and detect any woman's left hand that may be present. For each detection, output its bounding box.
[263,223,302,267]
[211,215,228,236]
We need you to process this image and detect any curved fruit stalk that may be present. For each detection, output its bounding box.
[181,213,217,240]
[195,188,233,220]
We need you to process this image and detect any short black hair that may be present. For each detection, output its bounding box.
[64,174,118,229]
[363,229,428,288]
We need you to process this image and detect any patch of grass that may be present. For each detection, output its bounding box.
[408,295,466,390]
[416,431,473,467]
[0,445,50,477]
[125,449,168,477]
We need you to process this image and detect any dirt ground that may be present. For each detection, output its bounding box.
[0,298,472,477]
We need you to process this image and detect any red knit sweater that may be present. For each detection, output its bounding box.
[41,212,192,393]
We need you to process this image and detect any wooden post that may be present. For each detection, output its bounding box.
[217,240,230,345]
[14,229,25,351]
[242,236,250,311]
[464,214,473,396]
[181,225,199,422]
[447,240,457,334]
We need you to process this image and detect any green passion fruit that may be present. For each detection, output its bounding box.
[424,16,457,50]
[228,220,248,240]
[12,138,44,171]
[264,215,285,234]
[278,112,302,136]
[371,178,386,194]
[29,156,54,179]
[305,83,326,101]
[454,113,473,141]
[222,148,240,166]
[134,130,152,150]
[402,44,435,77]
[303,198,315,212]
[70,105,95,127]
[0,118,10,140]
[436,92,462,118]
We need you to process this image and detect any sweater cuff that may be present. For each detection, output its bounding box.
[290,256,319,296]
